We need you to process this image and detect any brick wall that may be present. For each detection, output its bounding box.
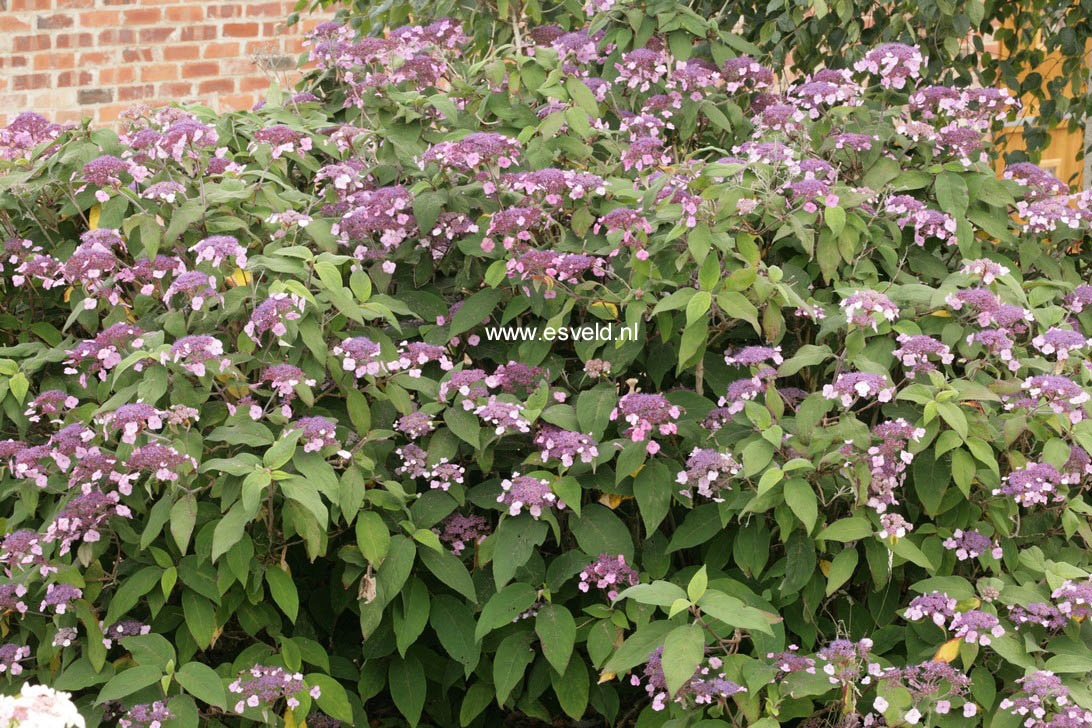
[0,0,331,126]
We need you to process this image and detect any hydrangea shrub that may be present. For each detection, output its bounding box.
[1,5,1092,728]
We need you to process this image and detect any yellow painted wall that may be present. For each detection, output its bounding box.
[986,34,1087,188]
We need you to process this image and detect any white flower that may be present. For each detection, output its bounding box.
[873,696,889,712]
[905,708,921,724]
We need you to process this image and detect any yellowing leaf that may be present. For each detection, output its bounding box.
[589,300,619,320]
[929,309,953,318]
[598,493,629,509]
[933,637,962,663]
[818,559,832,577]
[227,268,253,287]
[597,671,615,684]
[88,205,101,230]
[63,286,73,303]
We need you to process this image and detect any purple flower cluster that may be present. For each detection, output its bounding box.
[893,334,954,374]
[578,553,639,600]
[632,647,746,711]
[610,393,681,454]
[853,43,925,89]
[229,665,320,713]
[841,290,900,330]
[904,591,957,627]
[822,372,895,407]
[994,462,1064,507]
[534,426,599,466]
[942,529,1002,561]
[435,513,490,555]
[676,448,741,501]
[244,293,305,343]
[497,473,564,518]
[118,701,174,728]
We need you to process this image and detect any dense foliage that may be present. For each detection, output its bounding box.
[293,0,1092,166]
[3,6,1092,728]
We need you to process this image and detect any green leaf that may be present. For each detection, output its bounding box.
[493,516,548,588]
[346,388,371,434]
[451,288,504,337]
[817,517,872,542]
[475,583,537,640]
[935,172,969,217]
[170,494,197,554]
[429,595,481,675]
[602,621,675,674]
[175,661,227,709]
[825,548,859,596]
[418,543,478,602]
[96,665,163,705]
[576,384,617,438]
[913,450,950,518]
[661,623,704,696]
[570,504,633,561]
[104,566,161,626]
[551,653,589,720]
[781,530,816,595]
[307,673,354,723]
[535,604,576,674]
[696,591,776,635]
[388,655,425,727]
[493,631,535,704]
[825,205,846,236]
[783,479,818,533]
[565,76,599,116]
[356,511,390,564]
[211,501,252,563]
[459,681,494,727]
[266,566,300,621]
[633,459,672,535]
[182,591,216,649]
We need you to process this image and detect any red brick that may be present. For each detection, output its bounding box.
[0,16,33,32]
[222,22,259,37]
[202,41,240,58]
[80,9,121,25]
[97,104,131,123]
[159,81,192,97]
[198,78,234,94]
[183,61,220,78]
[246,2,282,16]
[206,3,239,17]
[14,35,51,52]
[10,0,52,9]
[14,73,50,90]
[77,87,113,104]
[179,25,217,41]
[164,45,200,61]
[56,70,94,87]
[55,0,94,8]
[121,47,153,62]
[117,84,155,101]
[140,63,178,81]
[239,75,269,92]
[37,13,73,29]
[97,28,135,45]
[139,27,175,43]
[99,66,136,84]
[124,7,161,23]
[54,32,94,49]
[78,51,113,65]
[34,52,75,70]
[164,5,202,22]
